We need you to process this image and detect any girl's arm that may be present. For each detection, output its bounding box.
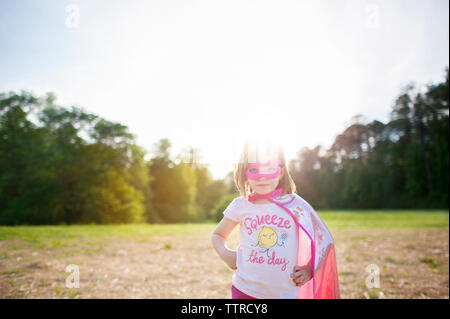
[211,217,239,270]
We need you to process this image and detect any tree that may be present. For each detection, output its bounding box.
[288,67,448,209]
[0,91,151,224]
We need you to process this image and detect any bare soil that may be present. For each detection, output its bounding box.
[0,227,448,299]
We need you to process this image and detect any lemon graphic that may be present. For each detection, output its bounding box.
[257,226,278,249]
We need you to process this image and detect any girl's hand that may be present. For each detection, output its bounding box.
[290,263,312,287]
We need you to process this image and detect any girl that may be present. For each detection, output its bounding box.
[211,140,340,299]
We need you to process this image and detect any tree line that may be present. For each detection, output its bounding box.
[289,68,449,209]
[0,92,226,224]
[0,68,447,224]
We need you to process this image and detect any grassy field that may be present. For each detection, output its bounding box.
[0,210,448,299]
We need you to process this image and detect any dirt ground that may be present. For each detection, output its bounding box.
[0,227,448,299]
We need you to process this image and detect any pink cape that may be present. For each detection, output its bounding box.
[269,193,340,299]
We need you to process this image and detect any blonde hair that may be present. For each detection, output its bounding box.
[233,140,297,198]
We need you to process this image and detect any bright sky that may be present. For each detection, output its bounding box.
[0,0,448,179]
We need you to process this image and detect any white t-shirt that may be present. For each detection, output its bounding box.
[223,195,300,299]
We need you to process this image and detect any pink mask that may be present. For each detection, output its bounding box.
[246,160,281,180]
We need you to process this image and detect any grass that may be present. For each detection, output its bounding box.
[420,257,438,269]
[0,211,447,249]
[2,269,30,275]
[317,210,449,232]
[0,223,215,249]
[0,223,214,240]
[0,211,448,299]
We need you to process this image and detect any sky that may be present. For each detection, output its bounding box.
[0,0,449,179]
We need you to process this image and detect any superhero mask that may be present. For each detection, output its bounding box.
[246,160,282,180]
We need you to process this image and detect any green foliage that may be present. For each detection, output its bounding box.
[193,165,227,220]
[290,68,449,209]
[0,91,153,224]
[148,140,200,223]
[0,67,447,225]
[147,142,229,223]
[95,169,145,224]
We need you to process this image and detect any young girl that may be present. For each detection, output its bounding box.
[211,140,340,299]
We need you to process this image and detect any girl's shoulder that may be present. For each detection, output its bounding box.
[228,195,247,207]
[228,193,315,211]
[283,192,315,212]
